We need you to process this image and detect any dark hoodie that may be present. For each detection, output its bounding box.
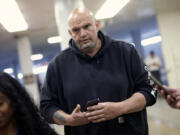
[40,31,156,135]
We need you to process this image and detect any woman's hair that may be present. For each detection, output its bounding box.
[0,72,58,135]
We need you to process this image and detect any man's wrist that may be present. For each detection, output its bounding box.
[53,111,73,126]
[66,114,74,126]
[116,102,126,115]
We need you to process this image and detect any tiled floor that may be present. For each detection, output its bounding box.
[54,98,180,135]
[147,98,180,135]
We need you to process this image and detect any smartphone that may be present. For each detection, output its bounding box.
[149,73,176,100]
[84,98,100,111]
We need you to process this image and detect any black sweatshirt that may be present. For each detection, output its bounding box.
[40,31,156,135]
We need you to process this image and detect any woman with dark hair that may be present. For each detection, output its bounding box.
[0,72,58,135]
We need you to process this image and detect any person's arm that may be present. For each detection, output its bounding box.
[41,75,90,126]
[130,46,157,107]
[86,45,156,123]
[40,61,66,123]
[117,92,146,114]
[158,86,180,109]
[40,61,90,126]
[85,92,146,123]
[53,104,90,126]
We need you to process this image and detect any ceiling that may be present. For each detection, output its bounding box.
[0,0,179,72]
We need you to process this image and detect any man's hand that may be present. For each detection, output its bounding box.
[85,93,146,123]
[158,86,180,109]
[85,102,120,123]
[68,104,90,126]
[53,104,90,126]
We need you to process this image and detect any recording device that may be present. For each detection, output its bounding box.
[149,73,176,100]
[84,98,100,111]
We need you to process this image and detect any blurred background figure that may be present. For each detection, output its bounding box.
[36,75,43,93]
[0,72,58,135]
[145,51,161,82]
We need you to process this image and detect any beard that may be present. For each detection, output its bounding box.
[77,40,96,53]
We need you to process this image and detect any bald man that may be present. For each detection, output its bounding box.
[40,8,156,135]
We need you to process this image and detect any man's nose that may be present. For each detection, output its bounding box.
[80,29,87,37]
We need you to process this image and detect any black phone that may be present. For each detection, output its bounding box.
[149,73,176,100]
[84,98,100,111]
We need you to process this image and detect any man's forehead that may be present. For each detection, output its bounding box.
[70,8,93,19]
[69,15,93,28]
[68,8,94,27]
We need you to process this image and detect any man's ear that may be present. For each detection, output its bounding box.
[95,20,100,31]
[68,29,72,36]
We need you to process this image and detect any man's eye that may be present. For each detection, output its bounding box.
[73,28,79,33]
[84,24,90,29]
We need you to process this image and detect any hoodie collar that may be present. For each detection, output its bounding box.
[69,31,112,60]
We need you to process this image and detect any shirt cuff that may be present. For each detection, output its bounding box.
[44,106,60,123]
[138,91,156,106]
